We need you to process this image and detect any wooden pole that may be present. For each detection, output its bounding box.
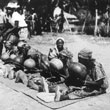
[64,16,72,32]
[107,7,110,36]
[82,10,88,33]
[82,18,86,33]
[94,9,98,36]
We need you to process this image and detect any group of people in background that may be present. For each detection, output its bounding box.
[0,1,65,36]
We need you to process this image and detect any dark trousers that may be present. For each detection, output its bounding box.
[0,41,3,56]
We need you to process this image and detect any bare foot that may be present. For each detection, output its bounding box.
[54,86,62,102]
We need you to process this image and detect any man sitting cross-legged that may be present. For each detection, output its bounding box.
[54,49,109,101]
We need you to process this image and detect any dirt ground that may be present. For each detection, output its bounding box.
[0,32,110,110]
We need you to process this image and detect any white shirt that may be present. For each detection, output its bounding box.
[0,10,6,24]
[9,12,27,27]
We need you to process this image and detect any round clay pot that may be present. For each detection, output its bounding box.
[68,62,87,80]
[10,54,17,60]
[24,58,36,69]
[1,52,10,61]
[14,56,24,64]
[50,58,63,70]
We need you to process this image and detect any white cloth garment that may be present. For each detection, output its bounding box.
[9,12,27,27]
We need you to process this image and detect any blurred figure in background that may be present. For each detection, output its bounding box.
[4,2,29,41]
[57,9,65,33]
[0,7,6,31]
[0,7,6,56]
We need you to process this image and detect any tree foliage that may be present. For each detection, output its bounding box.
[1,0,109,15]
[58,0,110,15]
[0,0,9,8]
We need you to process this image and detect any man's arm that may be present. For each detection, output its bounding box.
[84,78,104,87]
[84,61,107,87]
[48,48,58,60]
[62,67,70,79]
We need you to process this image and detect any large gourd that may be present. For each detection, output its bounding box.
[1,52,10,61]
[14,56,24,65]
[10,54,16,60]
[49,58,63,70]
[24,58,36,69]
[68,62,87,80]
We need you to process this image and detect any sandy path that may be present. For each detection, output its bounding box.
[0,83,51,110]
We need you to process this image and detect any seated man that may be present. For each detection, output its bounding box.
[48,37,73,81]
[78,49,108,94]
[48,37,73,60]
[54,49,109,101]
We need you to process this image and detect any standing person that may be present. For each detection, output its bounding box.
[4,2,29,41]
[31,12,37,35]
[0,7,6,31]
[54,49,108,101]
[0,7,6,56]
[35,16,42,35]
[58,9,65,33]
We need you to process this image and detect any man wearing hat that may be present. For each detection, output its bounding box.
[78,48,108,94]
[54,49,108,101]
[2,2,28,42]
